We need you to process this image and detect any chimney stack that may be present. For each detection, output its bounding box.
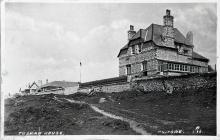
[186,31,193,45]
[162,9,175,48]
[46,79,48,84]
[166,9,170,16]
[130,25,134,30]
[163,9,173,27]
[128,25,136,40]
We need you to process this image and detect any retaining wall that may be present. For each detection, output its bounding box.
[78,73,216,94]
[78,82,130,93]
[134,72,216,92]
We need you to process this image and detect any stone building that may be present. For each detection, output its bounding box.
[117,9,209,78]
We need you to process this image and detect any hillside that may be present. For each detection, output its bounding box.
[4,86,216,135]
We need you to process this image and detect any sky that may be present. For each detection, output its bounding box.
[2,2,217,95]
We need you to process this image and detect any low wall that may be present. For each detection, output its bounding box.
[35,90,64,95]
[78,82,130,93]
[64,86,79,95]
[134,72,216,92]
[78,73,216,94]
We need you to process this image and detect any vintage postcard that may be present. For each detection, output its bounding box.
[1,0,218,139]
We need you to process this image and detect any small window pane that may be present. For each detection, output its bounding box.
[171,64,174,70]
[177,64,180,71]
[168,63,172,70]
[180,65,183,71]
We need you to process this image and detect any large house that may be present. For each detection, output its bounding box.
[117,9,209,78]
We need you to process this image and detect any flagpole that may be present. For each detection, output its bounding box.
[80,62,82,83]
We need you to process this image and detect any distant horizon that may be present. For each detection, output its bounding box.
[2,2,217,96]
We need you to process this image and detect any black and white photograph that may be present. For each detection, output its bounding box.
[1,0,218,138]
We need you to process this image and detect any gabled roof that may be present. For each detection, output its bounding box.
[29,82,39,89]
[118,24,193,57]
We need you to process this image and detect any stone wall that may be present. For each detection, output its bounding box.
[119,48,157,76]
[119,48,157,66]
[156,48,191,63]
[77,73,216,94]
[78,82,130,94]
[134,73,216,92]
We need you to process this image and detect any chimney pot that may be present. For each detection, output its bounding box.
[130,25,134,31]
[128,25,136,40]
[166,9,171,16]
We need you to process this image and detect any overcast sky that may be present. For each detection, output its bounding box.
[2,2,217,95]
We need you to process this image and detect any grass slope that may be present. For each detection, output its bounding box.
[4,94,135,135]
[5,86,216,135]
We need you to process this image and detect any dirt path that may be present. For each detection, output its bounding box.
[55,97,149,135]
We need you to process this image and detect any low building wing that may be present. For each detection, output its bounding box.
[38,81,79,92]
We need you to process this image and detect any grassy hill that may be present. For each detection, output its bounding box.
[4,86,216,135]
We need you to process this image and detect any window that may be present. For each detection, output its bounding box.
[184,65,187,71]
[174,64,178,70]
[161,62,195,72]
[195,67,198,73]
[168,63,172,70]
[190,66,192,72]
[126,65,131,75]
[192,66,195,72]
[183,49,189,54]
[168,63,176,70]
[180,65,183,71]
[197,67,199,72]
[171,64,174,70]
[187,65,190,71]
[158,63,163,72]
[131,46,135,54]
[177,64,180,71]
[138,44,142,53]
[142,62,147,70]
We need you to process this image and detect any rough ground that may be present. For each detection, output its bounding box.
[4,86,216,135]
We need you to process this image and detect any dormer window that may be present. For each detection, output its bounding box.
[131,46,135,54]
[138,44,142,53]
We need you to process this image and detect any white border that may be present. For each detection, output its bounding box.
[1,0,5,139]
[2,0,218,3]
[1,0,219,140]
[216,0,220,138]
